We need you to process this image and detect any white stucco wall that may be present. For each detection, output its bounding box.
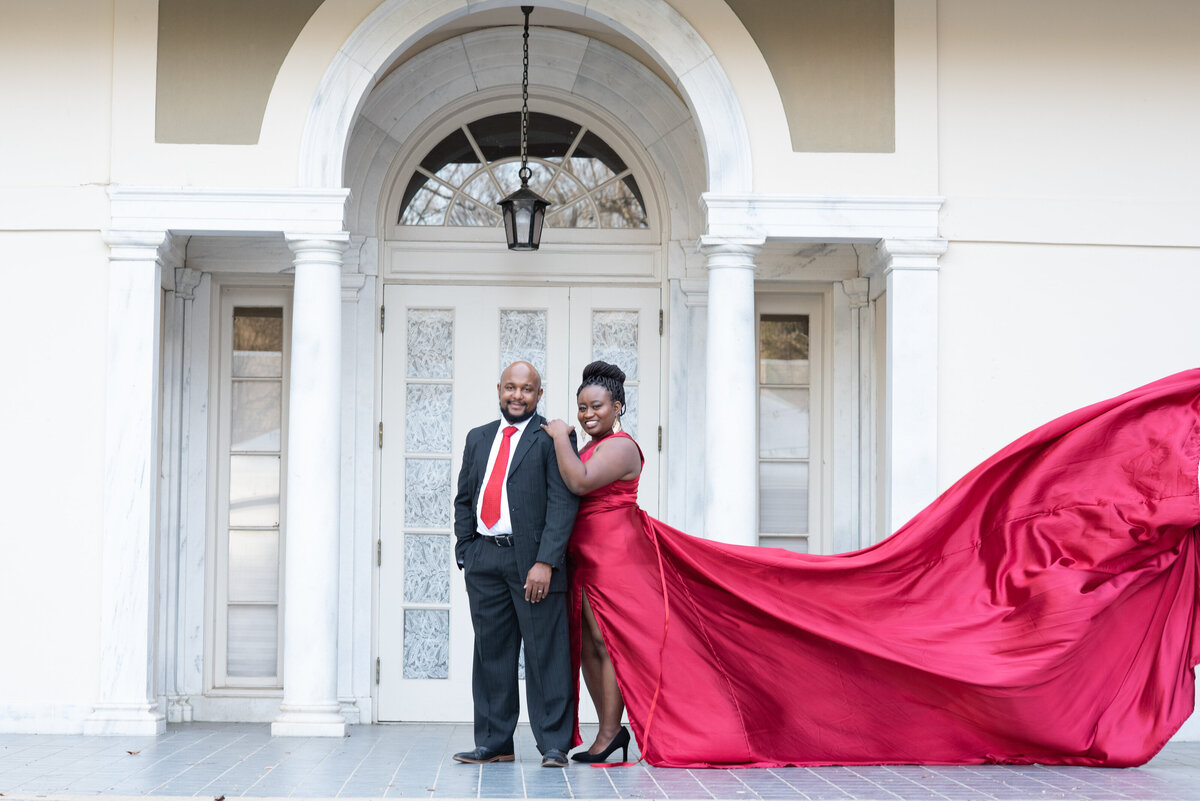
[939,244,1200,482]
[936,0,1200,486]
[0,233,108,730]
[937,0,1200,249]
[0,2,113,188]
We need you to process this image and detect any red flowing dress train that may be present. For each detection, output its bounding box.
[567,369,1200,767]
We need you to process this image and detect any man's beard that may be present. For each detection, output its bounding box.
[500,402,537,424]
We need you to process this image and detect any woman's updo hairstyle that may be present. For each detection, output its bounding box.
[577,360,626,417]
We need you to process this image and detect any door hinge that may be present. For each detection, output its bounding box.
[378,421,384,448]
[377,539,382,566]
[659,309,663,336]
[380,304,386,333]
[658,425,663,452]
[376,657,381,685]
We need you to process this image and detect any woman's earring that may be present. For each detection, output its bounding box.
[613,406,623,434]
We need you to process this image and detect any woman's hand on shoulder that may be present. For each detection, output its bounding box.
[540,418,573,440]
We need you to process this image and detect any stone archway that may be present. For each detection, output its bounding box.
[298,0,751,195]
[342,26,707,241]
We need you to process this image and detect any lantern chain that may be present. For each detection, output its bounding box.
[519,6,532,186]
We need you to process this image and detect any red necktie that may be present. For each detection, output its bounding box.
[480,426,518,529]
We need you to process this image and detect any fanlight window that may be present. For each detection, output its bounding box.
[399,112,648,230]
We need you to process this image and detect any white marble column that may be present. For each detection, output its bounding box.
[699,236,763,546]
[867,239,948,534]
[85,230,171,736]
[273,233,349,737]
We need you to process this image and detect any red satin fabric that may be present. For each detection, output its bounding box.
[568,370,1200,767]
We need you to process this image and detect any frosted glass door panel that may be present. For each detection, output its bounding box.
[569,288,661,518]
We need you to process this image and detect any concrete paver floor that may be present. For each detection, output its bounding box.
[1,724,1198,801]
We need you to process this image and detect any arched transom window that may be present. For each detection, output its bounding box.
[399,112,648,230]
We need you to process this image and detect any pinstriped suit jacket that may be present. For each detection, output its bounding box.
[453,414,579,591]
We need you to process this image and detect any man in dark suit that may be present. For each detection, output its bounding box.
[452,361,579,768]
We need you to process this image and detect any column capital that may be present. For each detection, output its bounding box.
[863,237,948,282]
[841,277,870,309]
[285,231,351,254]
[697,235,765,270]
[341,274,367,302]
[678,278,708,308]
[340,235,372,301]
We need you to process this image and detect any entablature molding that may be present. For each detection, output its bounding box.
[102,229,177,266]
[381,240,661,284]
[701,194,944,242]
[108,187,351,236]
[862,237,950,282]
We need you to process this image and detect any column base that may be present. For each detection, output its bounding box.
[83,703,166,736]
[272,704,347,737]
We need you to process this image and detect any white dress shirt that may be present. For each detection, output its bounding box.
[476,416,534,536]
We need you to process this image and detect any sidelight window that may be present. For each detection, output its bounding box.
[756,295,823,553]
[213,289,290,689]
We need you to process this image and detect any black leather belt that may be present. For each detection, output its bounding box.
[484,534,515,547]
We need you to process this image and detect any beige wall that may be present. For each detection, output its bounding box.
[669,0,938,194]
[155,0,323,144]
[95,0,372,186]
[727,0,894,153]
[0,0,932,194]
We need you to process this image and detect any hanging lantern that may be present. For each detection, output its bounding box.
[498,6,550,250]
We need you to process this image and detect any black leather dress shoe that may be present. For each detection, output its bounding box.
[453,746,515,764]
[541,748,569,768]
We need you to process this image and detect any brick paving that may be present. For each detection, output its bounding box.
[1,723,1198,800]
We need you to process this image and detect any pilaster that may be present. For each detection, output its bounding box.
[161,266,201,725]
[864,238,948,533]
[85,230,173,735]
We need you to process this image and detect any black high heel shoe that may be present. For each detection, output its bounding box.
[571,726,631,763]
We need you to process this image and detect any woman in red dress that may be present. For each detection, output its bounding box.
[542,362,1200,768]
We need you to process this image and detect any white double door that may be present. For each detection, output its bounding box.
[378,283,660,722]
